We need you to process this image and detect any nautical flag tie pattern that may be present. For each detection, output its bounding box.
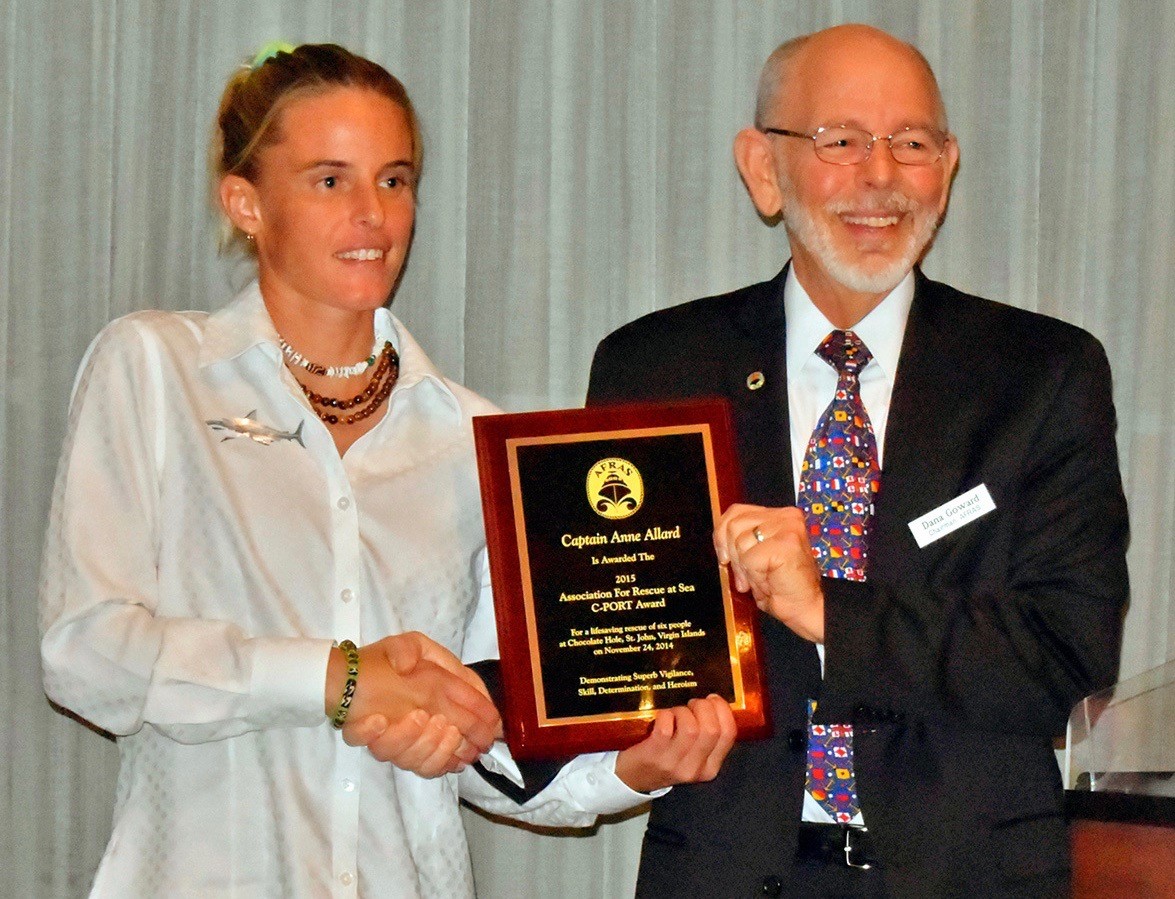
[799,329,879,822]
[805,699,858,822]
[797,330,879,581]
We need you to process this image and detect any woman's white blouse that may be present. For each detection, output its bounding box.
[40,283,643,898]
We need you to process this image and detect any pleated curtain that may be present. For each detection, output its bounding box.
[3,2,1172,895]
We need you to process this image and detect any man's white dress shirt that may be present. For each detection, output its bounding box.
[40,283,645,898]
[783,267,915,826]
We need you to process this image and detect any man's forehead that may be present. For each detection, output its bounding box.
[776,29,944,127]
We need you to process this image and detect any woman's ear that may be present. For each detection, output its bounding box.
[218,174,262,239]
[733,128,784,218]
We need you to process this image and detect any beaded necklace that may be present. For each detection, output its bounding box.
[295,341,399,427]
[279,335,382,378]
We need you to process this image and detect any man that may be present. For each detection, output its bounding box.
[587,24,1127,898]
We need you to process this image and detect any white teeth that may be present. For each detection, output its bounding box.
[337,248,384,261]
[843,215,900,227]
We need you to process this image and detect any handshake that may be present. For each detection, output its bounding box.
[324,632,737,792]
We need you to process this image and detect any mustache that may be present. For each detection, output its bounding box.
[824,191,922,216]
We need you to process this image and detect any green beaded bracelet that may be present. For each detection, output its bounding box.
[330,640,360,729]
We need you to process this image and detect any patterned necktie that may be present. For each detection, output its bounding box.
[798,330,879,581]
[798,329,879,822]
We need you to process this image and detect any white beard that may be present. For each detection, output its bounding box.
[781,187,940,295]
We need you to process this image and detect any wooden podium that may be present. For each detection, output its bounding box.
[1068,791,1175,897]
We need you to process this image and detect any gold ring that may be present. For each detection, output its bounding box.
[753,526,765,543]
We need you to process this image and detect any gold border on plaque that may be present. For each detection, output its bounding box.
[505,423,748,729]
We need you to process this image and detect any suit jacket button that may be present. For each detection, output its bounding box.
[787,729,806,751]
[760,875,783,896]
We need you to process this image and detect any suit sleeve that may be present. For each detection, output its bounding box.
[820,335,1128,738]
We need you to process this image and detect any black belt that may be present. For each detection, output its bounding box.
[795,823,879,869]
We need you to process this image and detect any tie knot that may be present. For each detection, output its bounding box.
[817,330,872,377]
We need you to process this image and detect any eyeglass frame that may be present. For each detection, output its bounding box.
[760,125,953,166]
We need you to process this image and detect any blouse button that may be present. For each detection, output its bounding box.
[340,588,354,604]
[337,496,351,511]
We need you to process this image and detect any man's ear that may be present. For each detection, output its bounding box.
[733,128,783,218]
[219,174,262,238]
[937,137,961,218]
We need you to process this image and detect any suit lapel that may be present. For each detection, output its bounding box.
[727,268,794,507]
[870,272,977,580]
[726,267,824,696]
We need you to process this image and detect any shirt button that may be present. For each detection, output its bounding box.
[337,496,351,511]
[339,871,354,886]
[342,779,355,792]
[340,588,354,604]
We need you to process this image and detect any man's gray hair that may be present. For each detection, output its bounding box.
[754,35,811,129]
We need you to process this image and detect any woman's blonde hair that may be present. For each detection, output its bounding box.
[211,43,422,256]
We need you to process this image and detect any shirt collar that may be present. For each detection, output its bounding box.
[388,314,462,418]
[784,265,914,384]
[199,280,462,417]
[199,281,279,369]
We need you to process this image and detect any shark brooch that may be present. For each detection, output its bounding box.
[206,411,306,447]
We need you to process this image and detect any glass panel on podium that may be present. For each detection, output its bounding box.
[1064,658,1175,796]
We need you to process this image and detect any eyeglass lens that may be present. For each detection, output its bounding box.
[813,127,945,165]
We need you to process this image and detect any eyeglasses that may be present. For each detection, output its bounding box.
[761,125,951,166]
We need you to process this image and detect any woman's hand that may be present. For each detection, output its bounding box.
[613,695,737,793]
[343,709,476,778]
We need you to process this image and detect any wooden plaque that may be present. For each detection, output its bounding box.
[474,399,769,760]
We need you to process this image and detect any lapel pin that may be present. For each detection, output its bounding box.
[746,371,765,390]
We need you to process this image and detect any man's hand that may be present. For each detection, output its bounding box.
[325,632,502,774]
[714,504,825,643]
[613,695,737,793]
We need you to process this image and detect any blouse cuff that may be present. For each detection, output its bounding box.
[249,636,336,727]
[565,751,671,813]
[479,746,668,814]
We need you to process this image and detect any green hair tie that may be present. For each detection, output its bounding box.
[250,40,296,70]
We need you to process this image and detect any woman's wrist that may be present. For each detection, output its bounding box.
[327,640,360,728]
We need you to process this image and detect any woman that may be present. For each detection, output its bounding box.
[41,43,733,897]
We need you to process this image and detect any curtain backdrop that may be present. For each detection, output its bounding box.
[3,1,1172,895]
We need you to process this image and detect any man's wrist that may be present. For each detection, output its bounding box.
[780,582,825,643]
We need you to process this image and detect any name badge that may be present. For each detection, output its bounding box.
[908,484,996,548]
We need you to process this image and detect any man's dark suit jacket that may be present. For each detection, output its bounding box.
[586,267,1128,898]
